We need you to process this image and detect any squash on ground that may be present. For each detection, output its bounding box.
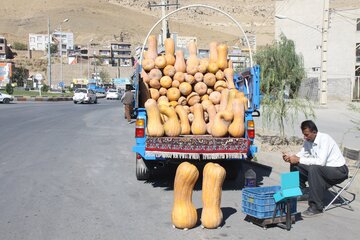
[172,162,199,230]
[201,162,226,229]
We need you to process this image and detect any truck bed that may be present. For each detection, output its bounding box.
[145,135,250,160]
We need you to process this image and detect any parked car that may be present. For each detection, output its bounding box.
[0,92,14,104]
[106,89,120,100]
[73,88,97,104]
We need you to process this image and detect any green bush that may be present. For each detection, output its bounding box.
[13,42,28,50]
[41,84,49,92]
[5,83,14,94]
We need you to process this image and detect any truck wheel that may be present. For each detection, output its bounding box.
[136,156,150,180]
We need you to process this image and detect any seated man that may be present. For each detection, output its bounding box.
[282,120,348,217]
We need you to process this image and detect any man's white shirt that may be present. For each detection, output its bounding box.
[296,132,345,167]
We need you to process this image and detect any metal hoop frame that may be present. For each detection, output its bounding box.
[139,4,253,67]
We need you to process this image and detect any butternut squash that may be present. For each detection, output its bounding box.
[228,98,245,137]
[164,38,176,66]
[157,96,169,105]
[167,87,181,101]
[202,100,217,134]
[207,62,219,74]
[155,55,167,69]
[211,111,233,137]
[224,66,235,89]
[197,64,208,74]
[159,104,181,137]
[173,72,185,83]
[149,88,160,101]
[191,103,207,135]
[216,44,228,70]
[175,105,191,135]
[172,162,199,230]
[149,68,163,81]
[187,93,200,106]
[225,89,238,112]
[194,72,204,82]
[203,73,216,87]
[159,87,167,96]
[219,88,229,112]
[147,35,158,60]
[179,82,192,96]
[194,82,208,96]
[201,162,226,229]
[209,42,218,63]
[144,99,164,137]
[149,79,161,89]
[163,65,176,77]
[142,58,155,72]
[174,50,186,73]
[160,76,173,89]
[214,80,227,92]
[209,91,221,105]
[186,41,199,75]
[141,69,150,84]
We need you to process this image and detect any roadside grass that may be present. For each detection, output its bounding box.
[0,89,73,97]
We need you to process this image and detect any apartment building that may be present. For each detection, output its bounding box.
[111,42,132,67]
[52,31,74,55]
[0,36,9,60]
[28,34,50,51]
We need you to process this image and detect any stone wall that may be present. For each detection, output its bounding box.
[298,77,352,102]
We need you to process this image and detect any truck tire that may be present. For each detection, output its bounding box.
[136,156,150,180]
[3,98,10,104]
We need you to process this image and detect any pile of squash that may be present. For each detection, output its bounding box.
[142,35,248,138]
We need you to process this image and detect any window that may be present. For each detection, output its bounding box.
[356,43,360,63]
[357,18,360,31]
[37,36,42,41]
[30,37,35,43]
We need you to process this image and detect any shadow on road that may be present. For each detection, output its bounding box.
[143,160,273,191]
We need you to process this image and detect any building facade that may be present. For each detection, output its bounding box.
[52,31,74,55]
[0,36,9,60]
[275,0,360,101]
[28,34,50,51]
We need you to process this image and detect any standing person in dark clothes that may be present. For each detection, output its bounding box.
[121,85,135,123]
[282,120,348,217]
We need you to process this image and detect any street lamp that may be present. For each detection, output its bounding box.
[47,17,52,89]
[87,39,93,80]
[59,18,69,89]
[275,12,329,105]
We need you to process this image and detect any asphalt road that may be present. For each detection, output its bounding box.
[0,100,359,240]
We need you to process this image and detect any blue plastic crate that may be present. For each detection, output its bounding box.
[242,186,297,219]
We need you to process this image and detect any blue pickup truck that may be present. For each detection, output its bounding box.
[132,65,261,180]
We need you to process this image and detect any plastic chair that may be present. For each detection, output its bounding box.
[323,160,360,211]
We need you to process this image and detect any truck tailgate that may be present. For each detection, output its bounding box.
[145,136,250,159]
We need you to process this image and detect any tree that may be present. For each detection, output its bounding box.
[99,69,111,84]
[45,43,58,54]
[5,83,14,95]
[12,66,28,87]
[41,84,49,92]
[255,34,315,141]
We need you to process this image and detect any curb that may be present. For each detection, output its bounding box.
[14,96,73,102]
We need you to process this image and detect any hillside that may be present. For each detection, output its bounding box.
[1,0,360,49]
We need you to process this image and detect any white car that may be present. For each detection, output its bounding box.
[106,89,120,100]
[73,88,97,104]
[0,92,14,104]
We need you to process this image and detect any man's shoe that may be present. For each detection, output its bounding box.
[302,207,322,218]
[297,193,309,201]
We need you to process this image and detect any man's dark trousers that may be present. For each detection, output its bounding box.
[291,164,348,210]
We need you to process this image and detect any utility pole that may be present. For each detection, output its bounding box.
[47,17,52,89]
[319,0,330,105]
[147,0,179,46]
